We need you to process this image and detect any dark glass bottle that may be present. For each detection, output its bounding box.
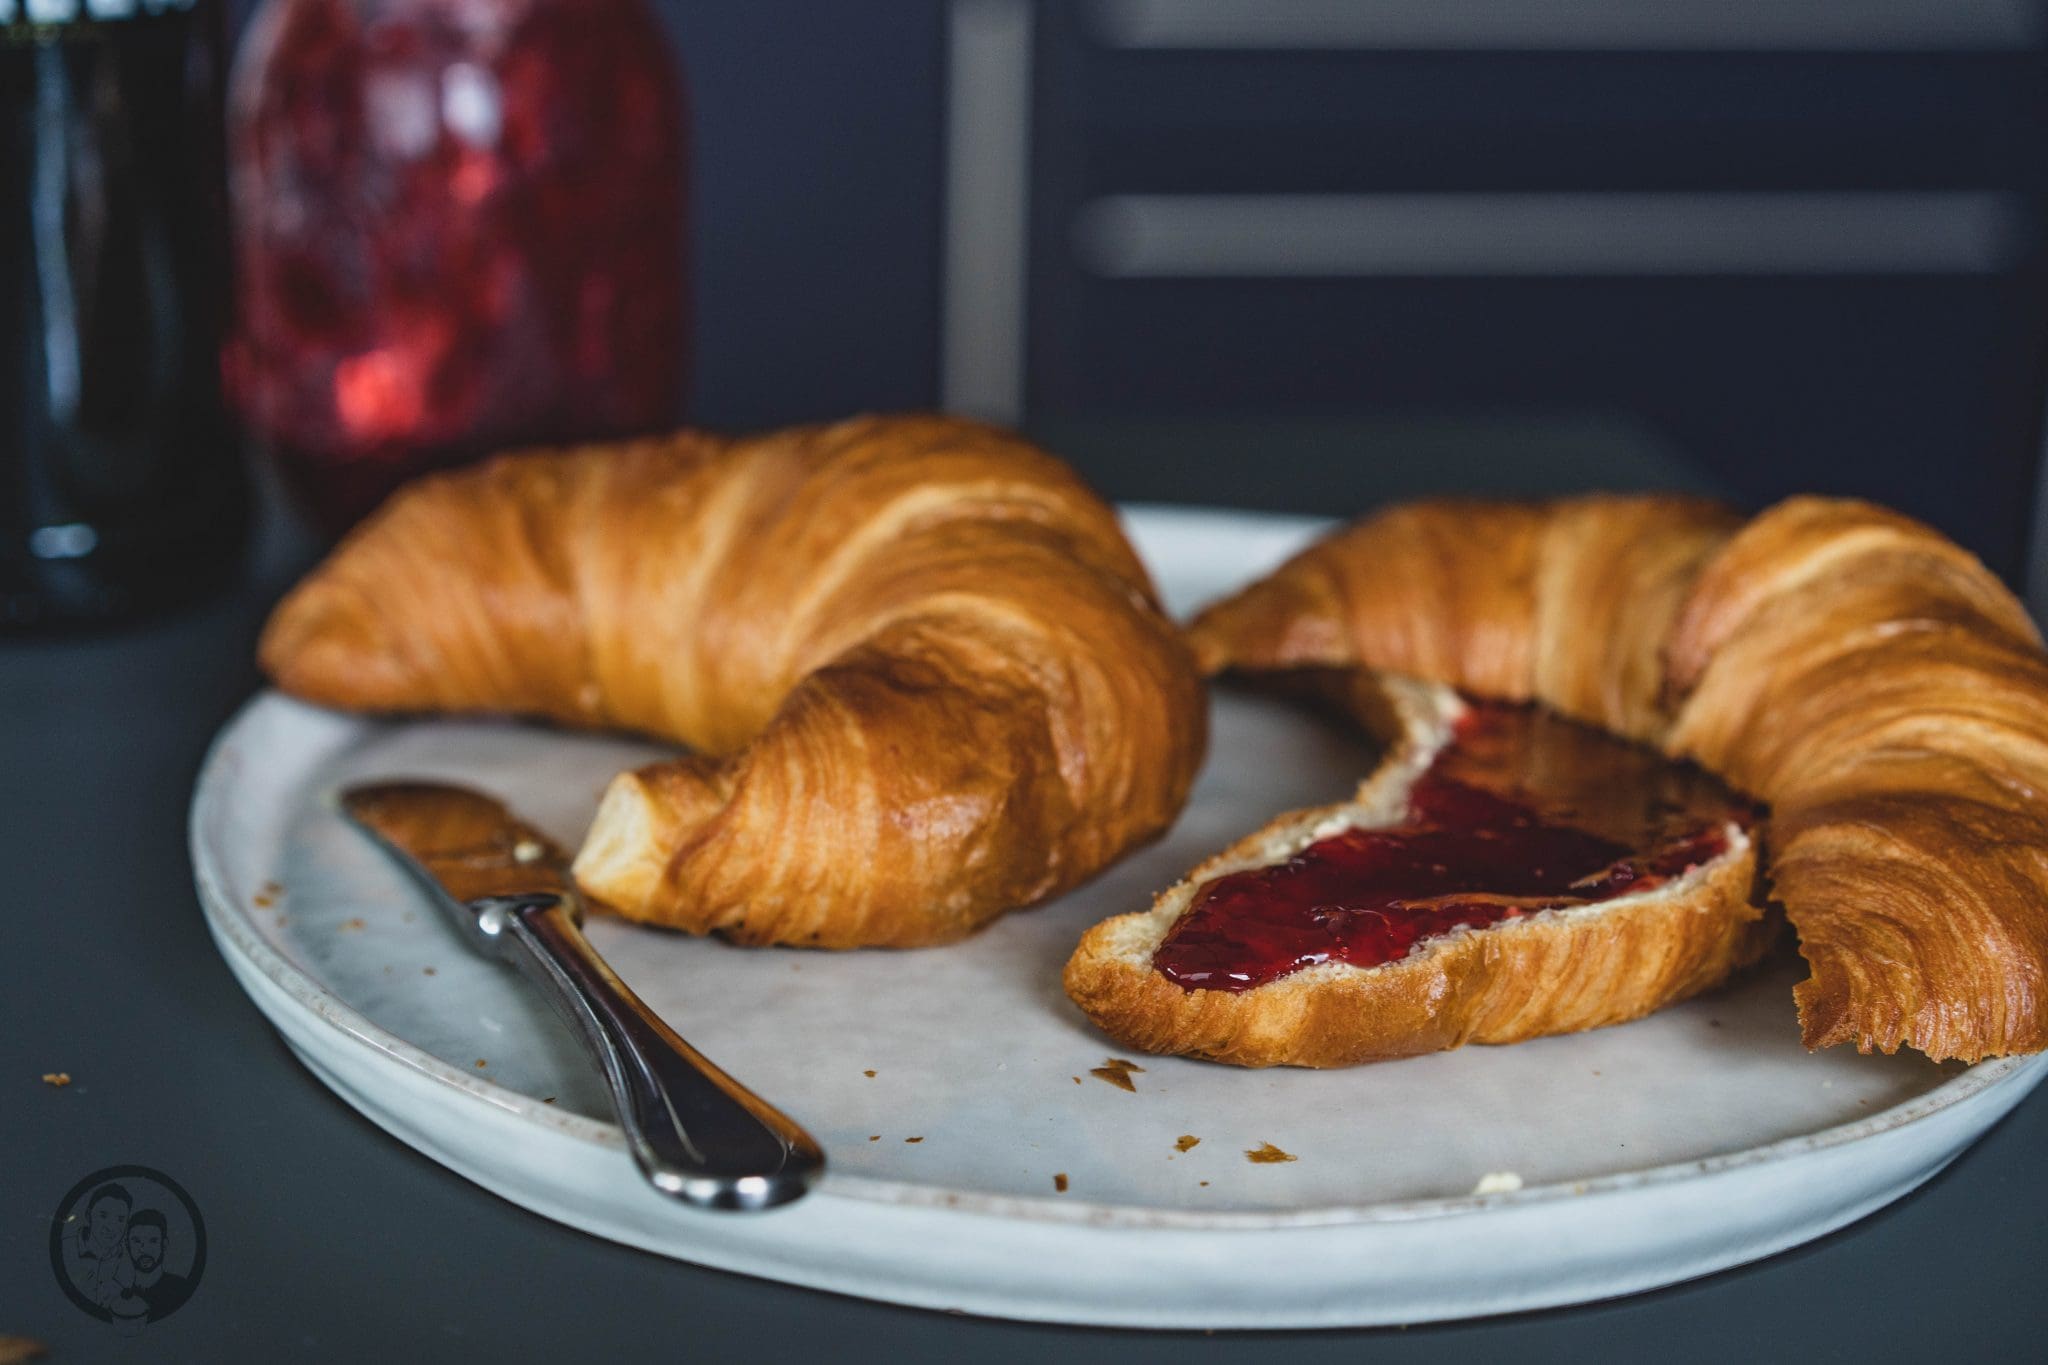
[1,0,247,629]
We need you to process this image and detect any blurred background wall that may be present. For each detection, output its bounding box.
[222,0,2048,584]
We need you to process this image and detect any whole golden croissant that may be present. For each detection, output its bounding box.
[261,414,1207,947]
[1188,494,2048,1064]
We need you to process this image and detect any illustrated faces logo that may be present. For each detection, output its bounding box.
[49,1166,206,1333]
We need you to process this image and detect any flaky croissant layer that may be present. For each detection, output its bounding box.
[262,414,1207,946]
[1189,494,2048,1064]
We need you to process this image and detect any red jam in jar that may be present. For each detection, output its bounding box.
[1155,702,1756,992]
[227,0,688,529]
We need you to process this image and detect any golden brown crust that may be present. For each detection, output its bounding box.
[1527,498,1744,743]
[1662,496,2040,702]
[1181,494,2048,1062]
[1663,498,2048,1060]
[261,414,1207,947]
[1063,842,1772,1068]
[1184,500,1553,701]
[1187,496,1739,743]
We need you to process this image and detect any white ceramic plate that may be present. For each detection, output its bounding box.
[191,505,2048,1329]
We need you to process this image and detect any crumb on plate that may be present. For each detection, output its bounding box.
[1089,1058,1145,1092]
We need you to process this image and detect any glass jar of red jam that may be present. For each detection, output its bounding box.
[225,0,688,532]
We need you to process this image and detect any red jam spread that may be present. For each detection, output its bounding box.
[1155,702,1756,992]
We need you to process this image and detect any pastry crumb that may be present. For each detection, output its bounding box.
[1053,1173,1069,1193]
[1472,1171,1524,1195]
[1175,1134,1200,1152]
[40,1072,71,1087]
[543,1097,557,1105]
[1245,1142,1296,1164]
[1089,1058,1145,1092]
[0,1334,50,1364]
[905,1136,924,1144]
[1199,1180,1210,1187]
[863,1069,876,1078]
[869,1135,881,1142]
[475,1059,488,1069]
[423,966,437,975]
[339,917,367,932]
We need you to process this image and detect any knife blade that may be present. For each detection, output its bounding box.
[342,781,575,907]
[340,781,825,1211]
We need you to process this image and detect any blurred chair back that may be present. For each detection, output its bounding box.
[941,0,2048,589]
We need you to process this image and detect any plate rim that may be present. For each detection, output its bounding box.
[192,503,2048,1234]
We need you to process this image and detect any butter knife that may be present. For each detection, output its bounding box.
[339,781,824,1211]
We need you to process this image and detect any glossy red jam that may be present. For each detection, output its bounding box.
[1155,702,1755,992]
[227,0,688,529]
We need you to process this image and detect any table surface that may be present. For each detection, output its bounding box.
[6,469,2047,1363]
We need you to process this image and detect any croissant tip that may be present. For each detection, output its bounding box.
[1187,632,1228,677]
[572,772,670,913]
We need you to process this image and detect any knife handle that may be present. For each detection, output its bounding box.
[482,895,825,1211]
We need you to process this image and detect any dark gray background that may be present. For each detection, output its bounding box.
[698,0,2048,580]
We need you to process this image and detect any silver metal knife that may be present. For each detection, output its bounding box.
[339,781,824,1211]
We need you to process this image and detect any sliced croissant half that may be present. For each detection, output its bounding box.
[1066,671,1773,1067]
[1070,494,2048,1066]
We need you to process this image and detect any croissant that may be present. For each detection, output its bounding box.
[1064,670,1773,1067]
[260,414,1207,947]
[1169,494,2048,1063]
